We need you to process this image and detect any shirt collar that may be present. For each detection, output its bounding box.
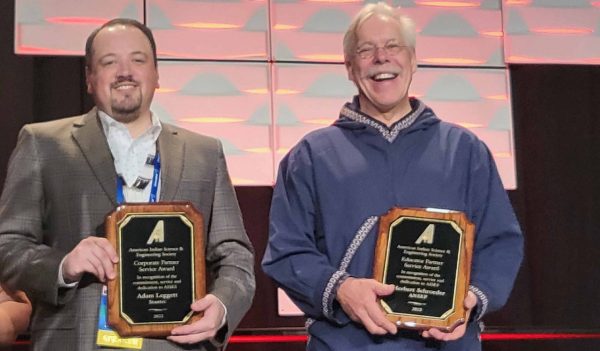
[98,110,162,140]
[97,110,163,188]
[338,96,425,143]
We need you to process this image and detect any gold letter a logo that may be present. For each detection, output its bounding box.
[415,224,435,245]
[147,220,165,245]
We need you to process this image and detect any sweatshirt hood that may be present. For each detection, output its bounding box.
[333,96,440,143]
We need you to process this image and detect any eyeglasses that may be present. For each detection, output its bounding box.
[355,43,407,60]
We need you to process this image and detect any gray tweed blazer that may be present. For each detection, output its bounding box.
[0,108,255,350]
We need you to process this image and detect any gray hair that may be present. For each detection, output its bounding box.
[343,2,416,62]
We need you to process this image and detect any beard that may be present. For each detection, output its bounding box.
[110,90,142,124]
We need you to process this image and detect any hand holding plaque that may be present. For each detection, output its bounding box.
[373,208,474,332]
[105,202,206,337]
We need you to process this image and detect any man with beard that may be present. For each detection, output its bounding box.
[262,3,523,351]
[0,19,255,351]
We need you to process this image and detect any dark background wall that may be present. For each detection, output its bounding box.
[2,1,600,350]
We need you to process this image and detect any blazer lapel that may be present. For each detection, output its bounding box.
[158,124,184,201]
[71,108,118,206]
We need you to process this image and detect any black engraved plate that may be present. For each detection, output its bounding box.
[381,218,460,317]
[119,214,194,324]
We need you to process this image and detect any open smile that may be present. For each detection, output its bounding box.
[370,72,398,82]
[112,81,138,91]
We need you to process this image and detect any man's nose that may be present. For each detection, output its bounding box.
[116,60,131,76]
[373,46,389,63]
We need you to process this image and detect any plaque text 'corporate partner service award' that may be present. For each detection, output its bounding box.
[106,202,206,337]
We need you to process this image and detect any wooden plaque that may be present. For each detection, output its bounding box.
[105,202,206,337]
[373,207,474,332]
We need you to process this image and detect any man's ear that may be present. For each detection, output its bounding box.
[345,60,355,82]
[85,66,93,94]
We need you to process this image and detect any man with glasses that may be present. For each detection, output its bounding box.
[263,3,523,350]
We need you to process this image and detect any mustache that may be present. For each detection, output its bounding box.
[111,75,138,88]
[364,66,401,78]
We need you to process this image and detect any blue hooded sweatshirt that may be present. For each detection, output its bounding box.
[263,97,523,351]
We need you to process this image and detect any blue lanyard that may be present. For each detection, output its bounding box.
[116,153,161,204]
